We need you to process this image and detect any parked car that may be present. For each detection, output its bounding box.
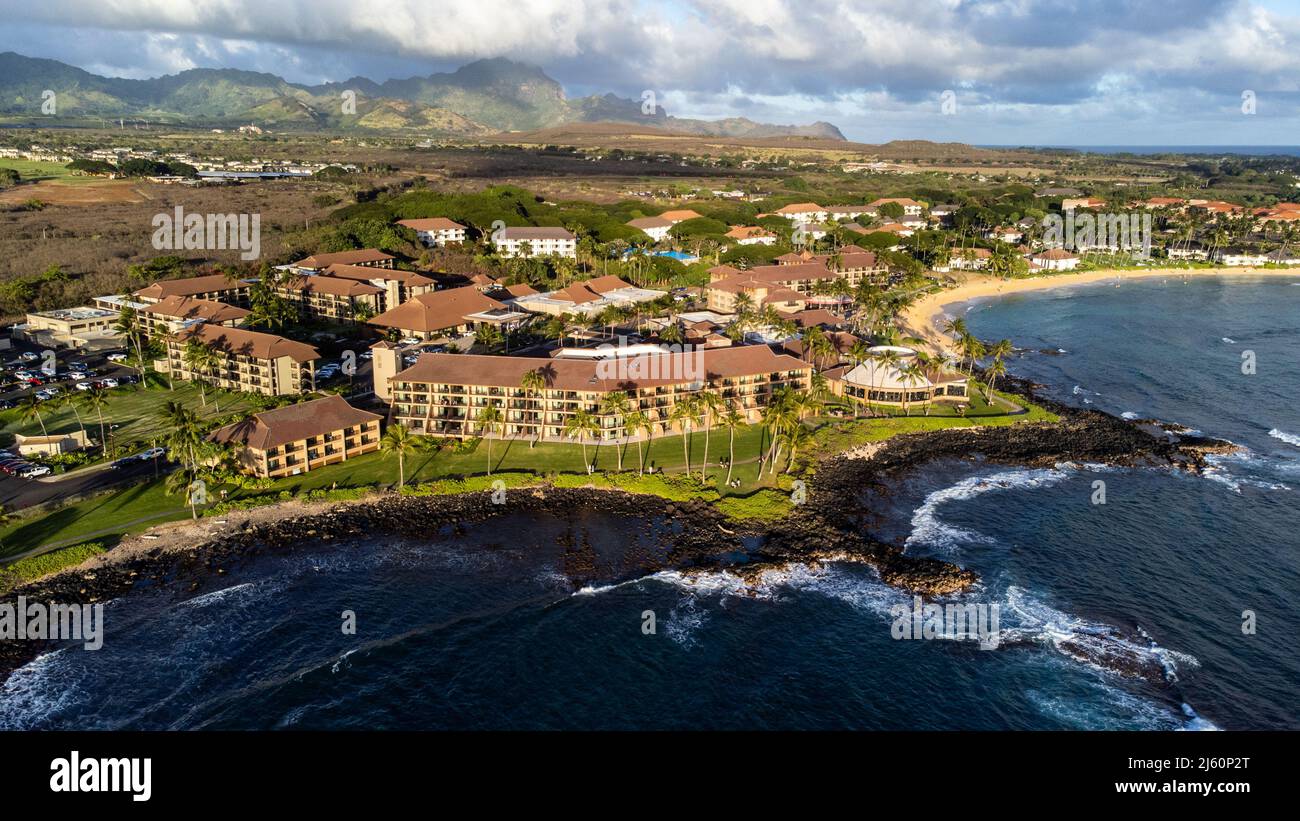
[34,389,54,400]
[106,352,128,362]
[18,465,51,478]
[399,337,422,345]
[99,377,119,388]
[138,447,166,460]
[75,382,93,391]
[18,352,39,362]
[0,399,13,410]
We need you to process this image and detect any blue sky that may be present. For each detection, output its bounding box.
[3,0,1300,145]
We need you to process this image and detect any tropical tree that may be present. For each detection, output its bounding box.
[624,410,650,476]
[477,404,503,475]
[599,391,632,471]
[695,390,723,481]
[50,392,88,445]
[182,338,219,407]
[519,368,547,447]
[79,387,112,455]
[19,394,48,438]
[380,423,423,489]
[669,395,701,476]
[158,400,205,518]
[720,401,746,485]
[563,408,600,473]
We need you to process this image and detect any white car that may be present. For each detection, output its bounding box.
[399,337,422,345]
[20,465,51,478]
[106,352,128,362]
[75,381,92,391]
[100,378,119,388]
[18,352,39,362]
[139,447,166,460]
[34,389,54,400]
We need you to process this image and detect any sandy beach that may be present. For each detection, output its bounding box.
[902,266,1300,354]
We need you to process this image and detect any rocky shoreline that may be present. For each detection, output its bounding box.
[0,374,1237,686]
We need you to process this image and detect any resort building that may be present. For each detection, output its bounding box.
[367,286,528,341]
[397,217,467,247]
[773,202,828,222]
[657,209,704,223]
[162,323,320,396]
[866,198,926,216]
[948,248,992,270]
[15,306,121,348]
[509,275,664,318]
[139,296,251,337]
[825,346,968,408]
[706,251,883,314]
[209,394,383,478]
[725,226,777,245]
[290,249,396,273]
[492,227,577,259]
[1061,197,1107,211]
[627,216,674,241]
[133,273,250,306]
[270,273,384,323]
[322,264,437,312]
[1028,248,1081,271]
[381,345,812,442]
[1213,247,1269,266]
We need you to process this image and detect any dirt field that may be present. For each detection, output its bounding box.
[0,179,147,206]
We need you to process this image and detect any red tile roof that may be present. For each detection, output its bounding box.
[209,394,382,450]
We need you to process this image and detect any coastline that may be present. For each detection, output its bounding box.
[902,266,1300,354]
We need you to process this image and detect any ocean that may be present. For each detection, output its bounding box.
[983,145,1300,157]
[2,276,1298,730]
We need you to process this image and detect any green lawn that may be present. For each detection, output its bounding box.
[0,381,264,456]
[0,158,97,184]
[0,384,1054,560]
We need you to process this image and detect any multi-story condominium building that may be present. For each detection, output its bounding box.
[492,227,577,259]
[324,264,436,312]
[132,273,251,306]
[381,346,812,442]
[271,274,384,323]
[396,217,468,247]
[290,248,396,273]
[208,394,383,478]
[367,285,527,340]
[706,249,884,314]
[138,295,251,337]
[164,323,320,396]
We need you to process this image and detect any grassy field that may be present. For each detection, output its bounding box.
[0,158,103,185]
[0,381,265,456]
[0,383,1056,559]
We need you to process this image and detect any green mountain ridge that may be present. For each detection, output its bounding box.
[0,52,845,139]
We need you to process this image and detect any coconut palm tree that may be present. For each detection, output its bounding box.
[158,400,204,518]
[720,401,746,485]
[519,368,547,447]
[49,391,88,446]
[18,394,48,438]
[380,423,422,489]
[80,387,112,456]
[599,391,632,471]
[563,408,600,473]
[984,357,1008,402]
[669,395,700,476]
[182,338,219,407]
[477,404,503,475]
[695,390,722,481]
[624,409,650,476]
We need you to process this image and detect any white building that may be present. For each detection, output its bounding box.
[397,218,467,247]
[494,227,577,259]
[1029,249,1081,271]
[725,226,778,246]
[627,216,674,242]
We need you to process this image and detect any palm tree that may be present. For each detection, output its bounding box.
[669,395,700,476]
[563,408,599,473]
[984,358,1008,402]
[519,368,546,447]
[599,391,631,471]
[182,338,219,407]
[158,400,204,518]
[19,394,48,438]
[695,390,722,481]
[720,401,745,485]
[380,423,422,489]
[50,391,88,445]
[80,387,112,455]
[621,409,649,476]
[899,362,926,417]
[782,422,812,474]
[477,404,503,475]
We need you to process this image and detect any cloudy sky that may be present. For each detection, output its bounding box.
[3,0,1300,145]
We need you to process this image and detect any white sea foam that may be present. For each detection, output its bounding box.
[1121,411,1141,420]
[1269,428,1300,448]
[1222,337,1236,344]
[905,468,1072,554]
